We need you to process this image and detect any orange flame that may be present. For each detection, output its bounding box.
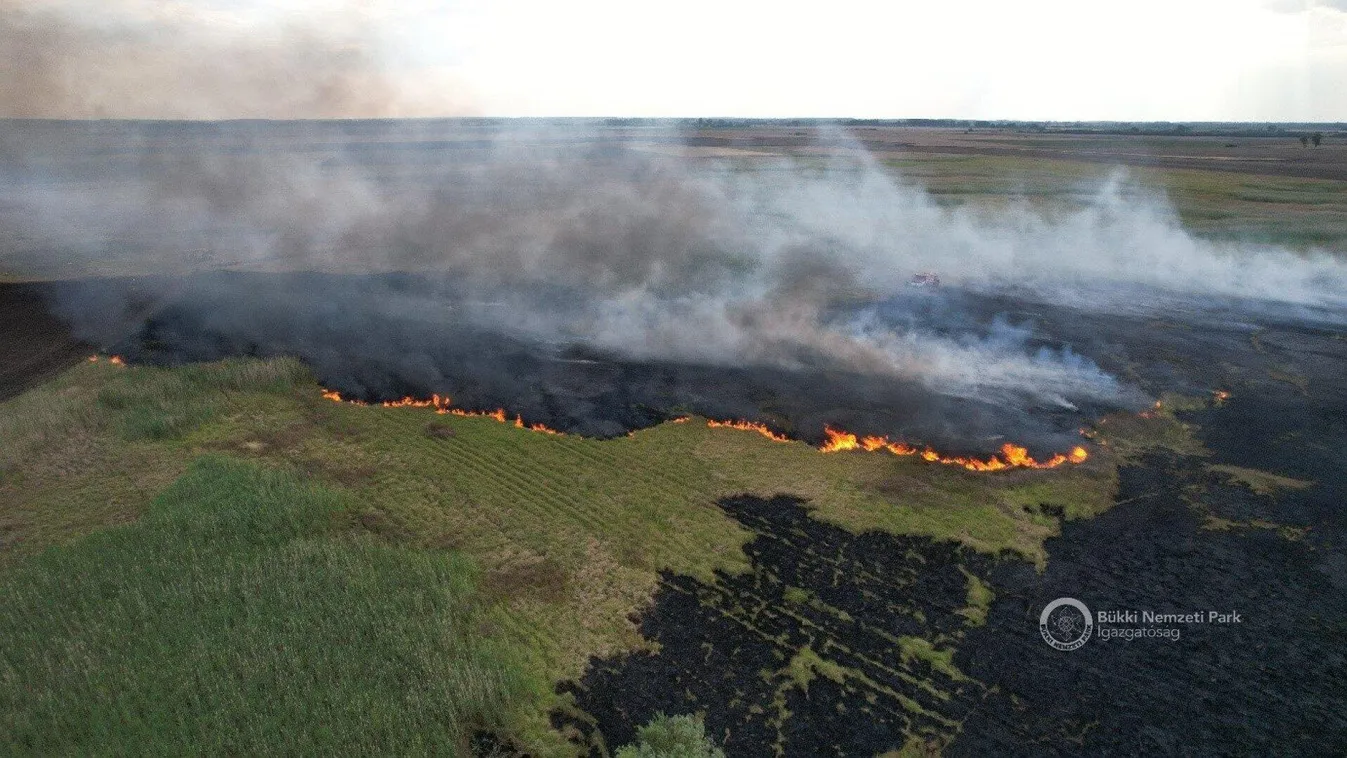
[320,388,563,435]
[381,394,452,412]
[706,419,791,443]
[88,355,126,366]
[320,389,1088,471]
[820,426,858,452]
[820,425,1087,472]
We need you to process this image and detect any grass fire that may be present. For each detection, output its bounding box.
[320,388,565,434]
[819,426,1089,471]
[319,386,1090,472]
[1,112,1344,757]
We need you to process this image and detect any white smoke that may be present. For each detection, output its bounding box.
[4,121,1344,412]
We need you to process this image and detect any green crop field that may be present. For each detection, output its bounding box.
[0,356,1137,754]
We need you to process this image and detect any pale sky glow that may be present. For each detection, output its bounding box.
[451,0,1322,120]
[2,0,1344,120]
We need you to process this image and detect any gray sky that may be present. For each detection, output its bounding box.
[2,0,1344,120]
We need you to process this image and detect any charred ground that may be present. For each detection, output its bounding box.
[0,282,88,402]
[553,494,994,756]
[546,304,1347,756]
[949,315,1347,754]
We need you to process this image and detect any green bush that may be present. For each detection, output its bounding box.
[616,713,725,758]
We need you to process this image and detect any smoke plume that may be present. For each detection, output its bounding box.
[3,119,1345,448]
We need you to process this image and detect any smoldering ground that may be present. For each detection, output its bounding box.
[4,120,1346,451]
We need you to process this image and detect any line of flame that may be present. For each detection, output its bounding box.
[819,426,1087,471]
[81,361,1086,471]
[705,418,791,443]
[320,388,1087,471]
[702,418,1087,471]
[320,389,564,435]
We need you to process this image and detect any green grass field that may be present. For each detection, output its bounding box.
[877,154,1347,252]
[0,456,526,754]
[0,357,1125,754]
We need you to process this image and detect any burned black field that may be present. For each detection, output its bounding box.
[547,307,1347,755]
[18,272,1346,755]
[948,317,1347,754]
[552,495,996,756]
